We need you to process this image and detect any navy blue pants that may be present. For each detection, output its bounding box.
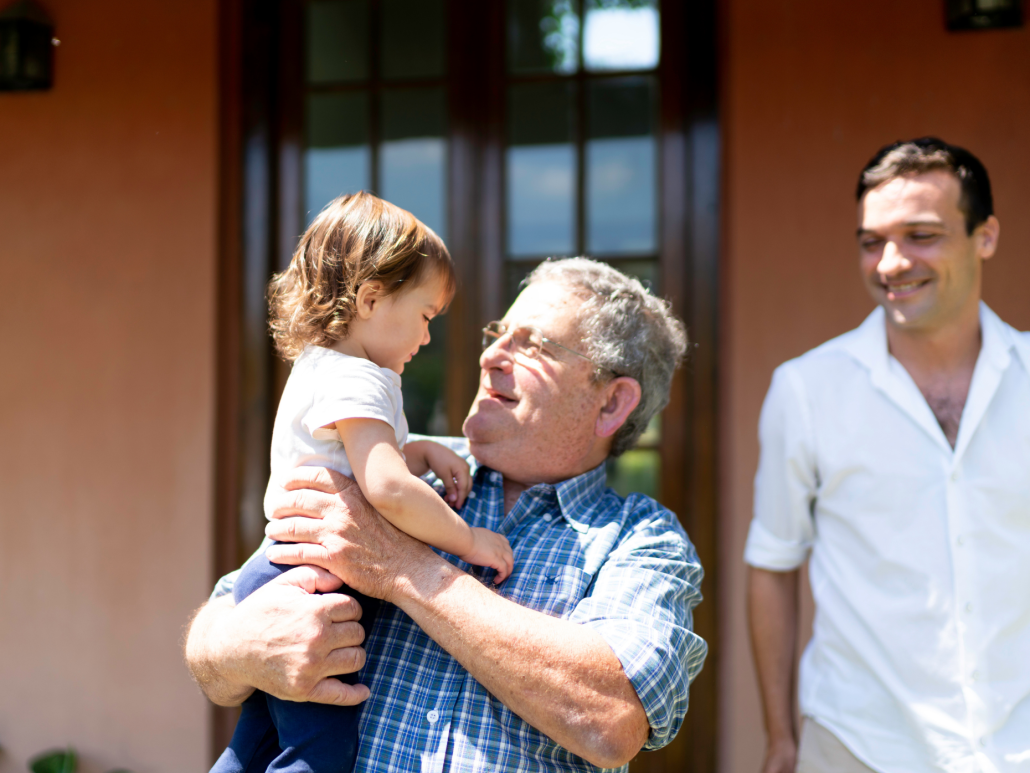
[210,547,379,773]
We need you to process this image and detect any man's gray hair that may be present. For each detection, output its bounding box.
[526,257,689,457]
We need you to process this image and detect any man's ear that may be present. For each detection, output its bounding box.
[977,215,1000,262]
[354,282,384,320]
[595,377,642,439]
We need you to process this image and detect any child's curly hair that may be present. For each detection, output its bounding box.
[269,192,456,361]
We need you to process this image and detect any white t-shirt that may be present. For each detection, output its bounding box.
[745,303,1030,773]
[265,345,408,515]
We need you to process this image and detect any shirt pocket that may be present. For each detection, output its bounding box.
[523,565,593,619]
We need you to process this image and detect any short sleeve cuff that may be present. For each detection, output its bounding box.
[303,401,396,436]
[743,518,810,570]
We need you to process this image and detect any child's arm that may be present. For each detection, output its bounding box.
[403,439,472,509]
[336,419,513,582]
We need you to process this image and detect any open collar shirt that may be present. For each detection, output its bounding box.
[745,303,1030,773]
[216,440,707,772]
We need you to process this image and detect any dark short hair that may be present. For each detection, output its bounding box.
[856,137,993,235]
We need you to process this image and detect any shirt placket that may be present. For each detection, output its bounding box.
[947,459,992,760]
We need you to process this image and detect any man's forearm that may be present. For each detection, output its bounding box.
[184,595,256,707]
[391,555,650,769]
[748,567,800,754]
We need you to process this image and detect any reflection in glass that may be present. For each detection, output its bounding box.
[506,81,576,258]
[305,92,370,220]
[507,0,579,74]
[583,0,660,72]
[607,449,660,500]
[586,77,656,255]
[381,0,445,80]
[306,0,370,84]
[380,88,447,240]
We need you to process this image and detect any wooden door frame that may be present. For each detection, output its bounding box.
[213,0,720,767]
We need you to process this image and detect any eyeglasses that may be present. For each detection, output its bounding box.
[481,321,618,375]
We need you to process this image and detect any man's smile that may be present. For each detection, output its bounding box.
[881,277,931,299]
[484,386,518,406]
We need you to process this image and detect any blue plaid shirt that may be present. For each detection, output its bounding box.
[214,438,707,772]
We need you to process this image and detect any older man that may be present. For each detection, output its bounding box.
[186,258,707,771]
[747,138,1030,773]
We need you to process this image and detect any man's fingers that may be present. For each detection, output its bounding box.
[266,542,332,568]
[268,489,337,521]
[268,565,343,594]
[279,466,359,495]
[266,515,326,543]
[306,677,371,706]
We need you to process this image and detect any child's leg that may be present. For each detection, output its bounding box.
[263,697,361,773]
[232,547,294,604]
[260,591,380,773]
[229,547,380,773]
[210,692,281,773]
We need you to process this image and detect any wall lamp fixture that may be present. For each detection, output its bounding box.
[0,0,57,91]
[947,0,1023,30]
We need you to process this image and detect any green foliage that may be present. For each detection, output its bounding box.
[28,747,132,773]
[29,748,76,773]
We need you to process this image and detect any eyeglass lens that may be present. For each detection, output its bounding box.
[482,322,542,358]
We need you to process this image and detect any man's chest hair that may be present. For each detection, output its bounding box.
[918,378,970,448]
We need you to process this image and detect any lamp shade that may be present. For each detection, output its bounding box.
[0,0,54,90]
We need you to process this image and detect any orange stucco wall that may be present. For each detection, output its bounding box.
[719,1,1030,770]
[0,2,217,771]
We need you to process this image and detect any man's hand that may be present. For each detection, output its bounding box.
[263,467,437,603]
[184,565,370,707]
[760,737,798,773]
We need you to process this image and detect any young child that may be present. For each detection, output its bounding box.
[212,192,513,773]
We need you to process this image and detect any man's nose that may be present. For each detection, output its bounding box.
[877,240,910,277]
[480,336,515,372]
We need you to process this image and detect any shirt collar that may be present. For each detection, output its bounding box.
[554,462,611,533]
[841,301,1014,376]
[473,460,611,534]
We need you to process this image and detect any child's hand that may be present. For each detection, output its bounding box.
[422,443,472,509]
[460,527,514,584]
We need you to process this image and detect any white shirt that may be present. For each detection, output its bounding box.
[266,346,408,511]
[745,303,1030,773]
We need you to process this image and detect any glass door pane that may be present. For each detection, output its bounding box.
[306,0,371,83]
[582,0,660,72]
[586,76,656,255]
[305,91,371,219]
[506,0,579,74]
[380,87,447,240]
[380,0,446,79]
[506,81,577,258]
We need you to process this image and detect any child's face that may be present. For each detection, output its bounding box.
[363,271,451,374]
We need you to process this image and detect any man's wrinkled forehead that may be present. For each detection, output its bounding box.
[505,279,589,333]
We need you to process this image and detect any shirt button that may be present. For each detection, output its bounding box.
[542,513,553,522]
[971,670,980,681]
[965,603,974,614]
[950,470,959,481]
[980,737,987,748]
[426,709,439,724]
[956,535,965,546]
[468,491,477,499]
